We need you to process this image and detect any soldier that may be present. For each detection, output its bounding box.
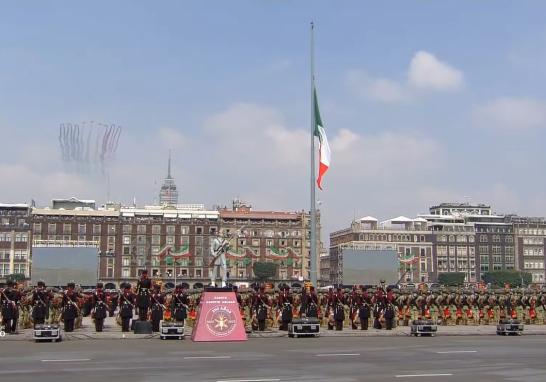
[349,285,361,330]
[109,290,119,317]
[277,286,293,331]
[171,284,189,326]
[61,282,81,332]
[1,280,21,334]
[359,297,371,330]
[384,302,395,330]
[31,280,52,327]
[301,286,319,318]
[118,283,135,332]
[135,270,152,321]
[333,287,345,331]
[150,283,165,332]
[92,282,108,332]
[253,285,269,331]
[373,300,385,329]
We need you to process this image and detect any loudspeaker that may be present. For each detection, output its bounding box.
[133,320,153,334]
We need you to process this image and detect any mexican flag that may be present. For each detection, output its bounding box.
[268,246,288,258]
[172,244,190,260]
[314,87,330,190]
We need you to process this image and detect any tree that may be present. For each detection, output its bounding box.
[252,261,278,281]
[438,272,466,286]
[482,271,532,287]
[6,273,27,282]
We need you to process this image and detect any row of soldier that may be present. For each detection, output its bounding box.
[3,277,546,334]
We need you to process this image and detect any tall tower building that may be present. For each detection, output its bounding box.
[159,151,179,206]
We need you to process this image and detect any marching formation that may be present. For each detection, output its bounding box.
[3,274,546,335]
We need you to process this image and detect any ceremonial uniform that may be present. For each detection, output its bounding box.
[92,283,108,332]
[150,286,165,332]
[171,285,189,325]
[384,303,395,330]
[333,289,345,331]
[31,281,52,326]
[135,271,152,321]
[1,281,21,334]
[61,283,81,332]
[277,288,293,331]
[118,285,135,332]
[358,301,370,330]
[349,287,362,330]
[253,287,269,331]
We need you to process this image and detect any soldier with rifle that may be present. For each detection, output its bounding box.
[135,270,152,321]
[277,286,293,330]
[171,284,189,326]
[253,285,269,331]
[118,283,135,332]
[91,282,108,332]
[61,282,81,332]
[150,283,165,332]
[31,280,52,327]
[1,280,21,334]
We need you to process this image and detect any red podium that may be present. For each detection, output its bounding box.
[191,287,248,342]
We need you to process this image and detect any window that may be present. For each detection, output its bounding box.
[479,246,489,254]
[63,224,72,234]
[492,235,500,243]
[152,235,160,245]
[122,257,131,267]
[123,236,131,245]
[181,236,189,246]
[469,236,475,243]
[137,225,146,234]
[108,236,116,246]
[122,268,130,277]
[166,236,175,245]
[437,246,447,256]
[48,223,57,234]
[210,227,217,235]
[123,225,132,234]
[33,223,41,234]
[123,246,130,255]
[108,225,116,235]
[180,226,189,235]
[78,224,86,234]
[167,225,175,235]
[152,225,161,234]
[195,258,203,267]
[196,227,203,235]
[492,246,501,255]
[94,225,102,235]
[480,235,488,243]
[195,269,202,278]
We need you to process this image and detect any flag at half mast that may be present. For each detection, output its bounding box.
[314,87,330,190]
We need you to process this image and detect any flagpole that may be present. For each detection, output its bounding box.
[310,21,318,287]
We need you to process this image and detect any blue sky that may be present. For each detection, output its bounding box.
[2,1,546,237]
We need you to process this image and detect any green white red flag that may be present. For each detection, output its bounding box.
[314,87,330,190]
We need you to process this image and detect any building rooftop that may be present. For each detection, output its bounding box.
[219,209,303,220]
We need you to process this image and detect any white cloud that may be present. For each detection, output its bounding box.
[473,97,546,129]
[407,51,464,91]
[158,128,188,148]
[347,51,464,103]
[346,70,408,103]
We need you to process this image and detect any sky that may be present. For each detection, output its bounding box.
[2,1,546,240]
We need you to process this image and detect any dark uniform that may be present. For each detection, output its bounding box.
[349,286,362,330]
[277,287,293,331]
[92,283,108,332]
[303,286,319,318]
[150,285,164,332]
[118,284,135,332]
[359,301,370,330]
[61,282,81,332]
[171,285,189,325]
[31,281,52,326]
[135,271,152,321]
[333,288,345,331]
[253,287,269,331]
[109,291,118,317]
[1,280,21,334]
[384,303,395,330]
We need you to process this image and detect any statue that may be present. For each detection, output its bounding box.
[209,227,245,288]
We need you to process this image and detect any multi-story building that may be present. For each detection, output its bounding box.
[159,153,179,206]
[511,216,546,283]
[0,204,32,283]
[329,216,434,285]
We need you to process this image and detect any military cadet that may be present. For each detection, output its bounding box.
[384,302,395,330]
[1,280,21,334]
[92,282,108,332]
[325,287,335,330]
[150,283,165,332]
[373,300,384,329]
[277,286,293,331]
[135,270,152,321]
[118,283,135,332]
[171,284,189,326]
[61,282,81,332]
[349,285,361,330]
[333,287,345,331]
[358,299,370,330]
[31,280,52,327]
[109,290,118,317]
[253,285,269,331]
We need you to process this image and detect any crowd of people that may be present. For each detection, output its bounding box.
[2,273,546,335]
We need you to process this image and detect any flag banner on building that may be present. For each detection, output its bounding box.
[314,87,330,190]
[158,244,191,259]
[267,246,288,258]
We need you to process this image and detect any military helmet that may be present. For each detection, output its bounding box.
[6,279,15,287]
[96,282,104,289]
[37,280,46,287]
[67,281,75,288]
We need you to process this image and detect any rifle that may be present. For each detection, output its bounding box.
[209,226,246,266]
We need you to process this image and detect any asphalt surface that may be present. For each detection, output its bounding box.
[1,336,546,381]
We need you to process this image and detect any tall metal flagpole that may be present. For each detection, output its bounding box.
[310,22,318,286]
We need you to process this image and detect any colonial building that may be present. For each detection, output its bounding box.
[510,216,546,283]
[0,204,32,282]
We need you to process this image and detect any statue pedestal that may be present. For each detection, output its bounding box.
[191,289,247,342]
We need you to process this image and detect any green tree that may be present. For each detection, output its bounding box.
[252,261,278,281]
[482,271,532,287]
[438,272,466,286]
[6,273,27,282]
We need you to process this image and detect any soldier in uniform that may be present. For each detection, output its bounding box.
[358,297,371,330]
[1,280,21,334]
[92,282,108,332]
[109,290,118,317]
[333,287,345,331]
[171,284,189,326]
[135,270,152,321]
[253,285,269,331]
[349,285,361,330]
[31,280,52,327]
[118,283,135,332]
[277,286,293,331]
[61,282,81,332]
[150,283,165,332]
[384,302,395,330]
